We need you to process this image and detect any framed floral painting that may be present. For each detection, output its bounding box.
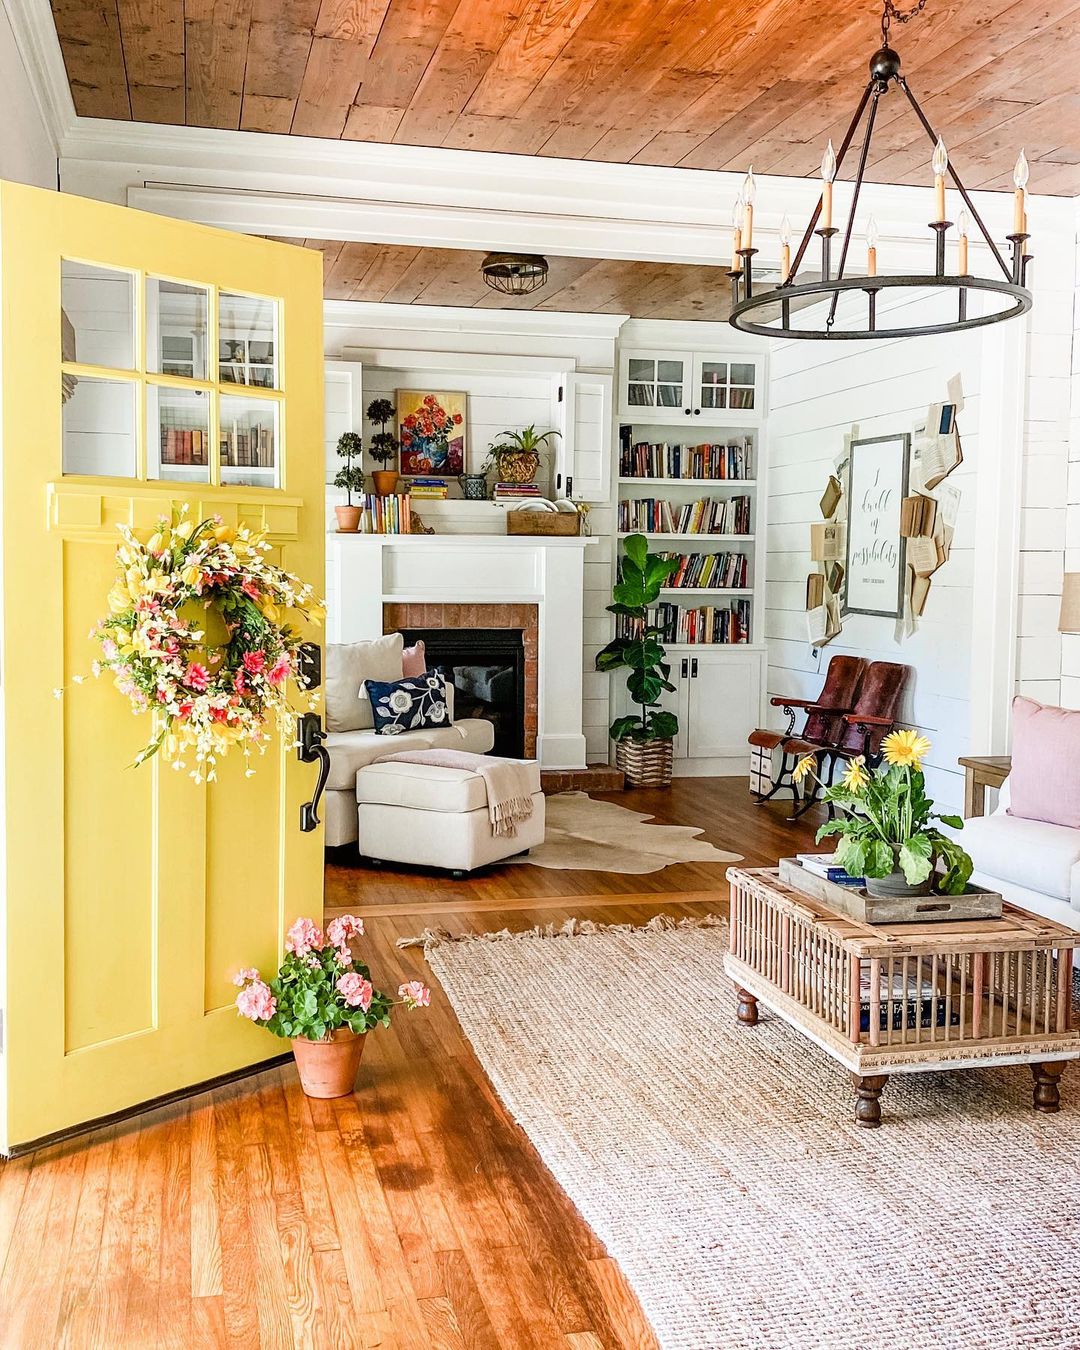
[396,390,466,476]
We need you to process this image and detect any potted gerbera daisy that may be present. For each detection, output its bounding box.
[793,730,972,898]
[234,915,430,1098]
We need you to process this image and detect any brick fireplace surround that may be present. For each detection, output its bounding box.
[384,603,539,759]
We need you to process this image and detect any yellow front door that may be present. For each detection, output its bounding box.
[0,182,326,1148]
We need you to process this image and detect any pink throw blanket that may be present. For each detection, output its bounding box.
[373,749,535,838]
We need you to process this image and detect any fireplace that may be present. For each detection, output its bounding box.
[402,627,525,758]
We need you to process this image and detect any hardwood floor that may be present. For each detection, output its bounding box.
[0,781,820,1349]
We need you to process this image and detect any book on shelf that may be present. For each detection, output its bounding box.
[655,551,748,589]
[616,599,751,646]
[858,960,962,1033]
[358,493,413,534]
[618,431,754,481]
[618,495,751,535]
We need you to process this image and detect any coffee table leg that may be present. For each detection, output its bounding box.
[851,1073,889,1128]
[735,986,759,1026]
[1031,1061,1067,1113]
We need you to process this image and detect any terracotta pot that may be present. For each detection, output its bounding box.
[334,504,361,533]
[372,470,399,497]
[615,737,674,788]
[291,1027,367,1098]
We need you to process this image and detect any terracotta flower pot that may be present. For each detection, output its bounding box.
[335,504,361,533]
[291,1027,367,1098]
[372,470,399,497]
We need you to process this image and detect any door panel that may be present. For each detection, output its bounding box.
[0,182,326,1147]
[686,650,762,760]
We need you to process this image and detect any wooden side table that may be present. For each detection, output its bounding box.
[958,754,1011,818]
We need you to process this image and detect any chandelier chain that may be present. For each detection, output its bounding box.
[882,0,928,42]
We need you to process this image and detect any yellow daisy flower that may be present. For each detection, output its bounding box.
[881,728,931,768]
[792,753,817,785]
[841,756,870,792]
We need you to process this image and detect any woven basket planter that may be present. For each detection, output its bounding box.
[496,451,540,484]
[615,737,674,788]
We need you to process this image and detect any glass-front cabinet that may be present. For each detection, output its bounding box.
[60,263,282,488]
[618,346,763,422]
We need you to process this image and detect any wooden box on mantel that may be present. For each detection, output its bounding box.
[778,858,1003,924]
[505,510,580,537]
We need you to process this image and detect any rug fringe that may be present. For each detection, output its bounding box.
[396,911,727,952]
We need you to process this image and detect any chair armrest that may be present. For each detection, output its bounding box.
[843,712,894,727]
[770,696,819,710]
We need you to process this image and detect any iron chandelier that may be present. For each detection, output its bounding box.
[727,0,1033,341]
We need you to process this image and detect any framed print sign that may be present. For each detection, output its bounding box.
[843,433,909,618]
[397,390,466,476]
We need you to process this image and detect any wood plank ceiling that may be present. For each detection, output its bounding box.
[270,240,741,315]
[51,0,1080,194]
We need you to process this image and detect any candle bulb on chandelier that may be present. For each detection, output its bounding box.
[730,196,743,271]
[932,136,948,222]
[957,208,969,274]
[820,140,837,230]
[1013,148,1029,235]
[742,167,756,249]
[779,214,792,282]
[865,217,878,277]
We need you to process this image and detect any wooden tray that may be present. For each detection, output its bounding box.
[778,858,1003,925]
[506,510,580,536]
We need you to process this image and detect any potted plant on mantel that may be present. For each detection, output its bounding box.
[367,397,400,497]
[333,431,365,532]
[484,424,560,485]
[596,533,680,787]
[235,915,430,1098]
[794,732,973,897]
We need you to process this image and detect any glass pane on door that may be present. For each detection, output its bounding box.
[62,375,136,477]
[220,395,278,486]
[147,278,209,379]
[149,385,211,482]
[61,261,134,371]
[219,293,278,389]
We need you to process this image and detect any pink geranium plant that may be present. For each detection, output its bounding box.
[234,914,430,1042]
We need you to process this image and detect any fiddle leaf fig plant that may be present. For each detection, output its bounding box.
[595,533,680,744]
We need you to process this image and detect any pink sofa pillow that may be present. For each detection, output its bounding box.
[401,640,426,678]
[1007,695,1080,828]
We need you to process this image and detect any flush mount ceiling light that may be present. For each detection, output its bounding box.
[727,0,1033,340]
[481,252,550,296]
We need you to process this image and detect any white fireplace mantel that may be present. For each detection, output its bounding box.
[325,532,597,769]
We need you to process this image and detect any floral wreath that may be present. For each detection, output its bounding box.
[81,505,324,783]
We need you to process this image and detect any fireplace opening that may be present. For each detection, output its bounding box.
[402,627,526,758]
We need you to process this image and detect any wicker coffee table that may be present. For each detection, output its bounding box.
[724,866,1080,1127]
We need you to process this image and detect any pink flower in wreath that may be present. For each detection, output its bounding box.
[101,637,118,660]
[241,579,261,601]
[234,670,248,697]
[398,980,430,1009]
[268,656,292,686]
[327,915,364,948]
[243,651,266,676]
[185,662,210,691]
[177,700,193,718]
[236,979,276,1022]
[336,972,373,1011]
[285,916,324,957]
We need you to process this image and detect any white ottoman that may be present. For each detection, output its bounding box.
[356,759,545,875]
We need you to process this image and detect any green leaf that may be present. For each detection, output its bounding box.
[932,832,974,895]
[815,818,848,840]
[865,838,894,879]
[609,714,643,742]
[595,639,632,672]
[626,670,664,705]
[623,534,649,569]
[936,814,964,830]
[898,833,933,884]
[833,835,867,877]
[647,710,679,739]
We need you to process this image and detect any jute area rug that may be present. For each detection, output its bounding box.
[506,791,743,873]
[416,917,1080,1350]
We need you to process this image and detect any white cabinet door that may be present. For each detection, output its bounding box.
[691,354,761,420]
[324,359,363,485]
[684,648,762,761]
[561,371,612,502]
[617,349,693,419]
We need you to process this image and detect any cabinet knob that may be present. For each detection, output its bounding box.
[681,658,689,679]
[693,408,701,416]
[691,657,699,678]
[684,407,692,416]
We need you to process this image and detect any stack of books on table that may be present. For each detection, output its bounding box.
[796,853,864,887]
[408,478,449,500]
[358,493,412,534]
[493,482,543,503]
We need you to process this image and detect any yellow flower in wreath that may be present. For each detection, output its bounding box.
[881,729,931,769]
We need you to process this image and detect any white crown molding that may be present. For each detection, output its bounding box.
[324,300,626,341]
[3,0,75,153]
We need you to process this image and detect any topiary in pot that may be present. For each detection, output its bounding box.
[595,533,680,787]
[367,397,400,496]
[333,431,365,531]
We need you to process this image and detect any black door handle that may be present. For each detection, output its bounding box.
[297,712,330,832]
[691,657,699,678]
[566,474,573,498]
[693,408,701,416]
[684,408,692,416]
[681,658,688,679]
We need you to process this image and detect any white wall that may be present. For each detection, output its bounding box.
[0,4,55,189]
[1062,205,1080,707]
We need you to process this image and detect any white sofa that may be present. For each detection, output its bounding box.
[324,637,494,847]
[963,777,1080,938]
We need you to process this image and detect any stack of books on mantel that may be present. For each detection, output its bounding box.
[493,482,543,504]
[408,478,449,500]
[358,493,412,534]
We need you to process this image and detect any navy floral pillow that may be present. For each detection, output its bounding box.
[364,672,450,735]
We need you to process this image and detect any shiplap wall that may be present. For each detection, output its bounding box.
[766,296,984,811]
[321,303,620,762]
[1061,212,1080,707]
